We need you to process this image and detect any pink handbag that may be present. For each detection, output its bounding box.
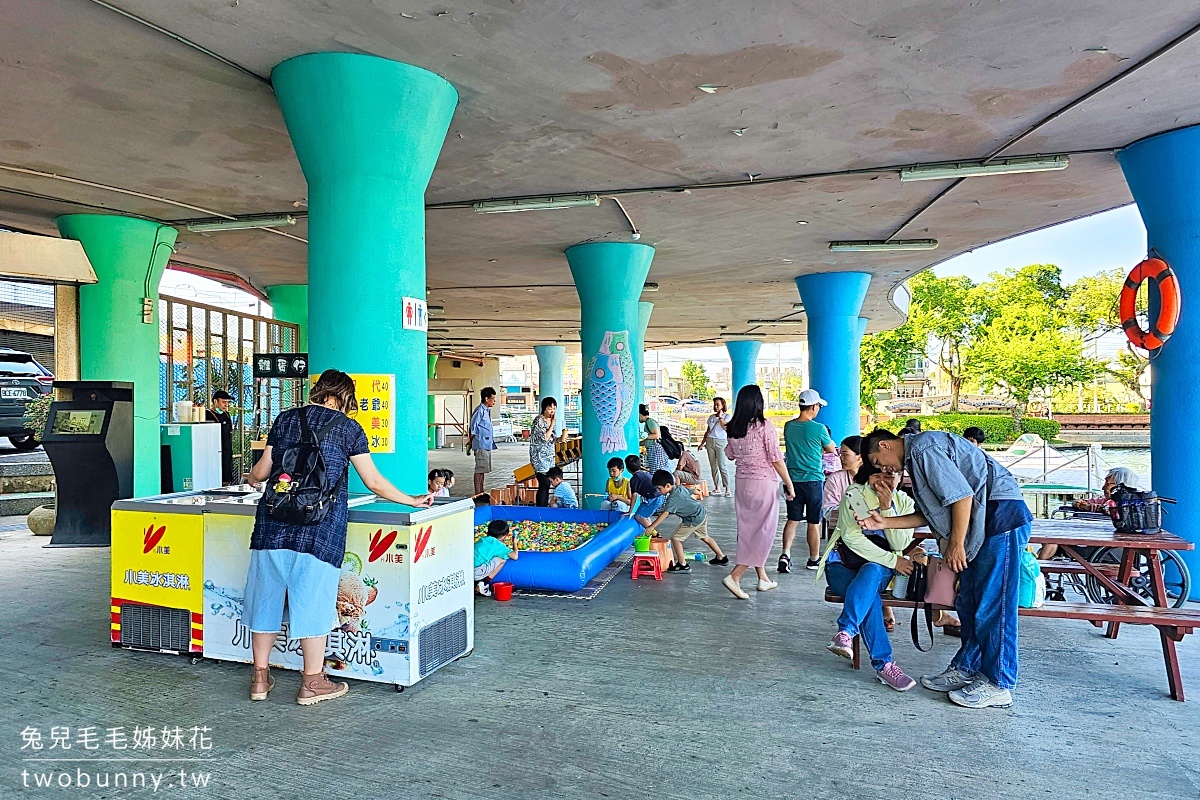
[924,556,959,608]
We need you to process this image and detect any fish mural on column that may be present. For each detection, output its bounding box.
[588,330,634,453]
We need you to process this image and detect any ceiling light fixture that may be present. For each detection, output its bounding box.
[746,319,808,327]
[791,303,805,311]
[899,154,1069,182]
[828,239,939,252]
[473,194,600,213]
[643,283,659,292]
[186,215,296,233]
[427,305,444,314]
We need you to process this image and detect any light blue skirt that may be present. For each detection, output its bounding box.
[243,549,339,640]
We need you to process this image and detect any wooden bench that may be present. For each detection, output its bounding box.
[823,588,1200,699]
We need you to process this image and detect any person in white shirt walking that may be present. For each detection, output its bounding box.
[469,387,498,495]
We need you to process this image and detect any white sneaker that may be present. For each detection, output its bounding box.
[475,580,492,597]
[757,579,779,592]
[948,678,1013,709]
[722,575,749,599]
[920,666,976,693]
[724,489,732,497]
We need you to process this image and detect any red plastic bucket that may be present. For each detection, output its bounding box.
[492,581,514,602]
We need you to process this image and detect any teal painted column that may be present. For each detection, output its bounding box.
[273,53,457,494]
[266,284,308,352]
[634,301,654,412]
[427,354,438,451]
[534,345,566,437]
[566,242,655,500]
[725,339,762,405]
[796,271,871,444]
[56,215,177,497]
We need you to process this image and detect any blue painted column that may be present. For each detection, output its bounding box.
[795,272,871,444]
[566,242,655,500]
[534,345,566,437]
[1118,126,1200,598]
[635,301,654,411]
[273,53,457,494]
[725,340,762,403]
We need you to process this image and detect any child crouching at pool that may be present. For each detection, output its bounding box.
[640,470,728,571]
[626,455,665,527]
[474,519,518,597]
[547,466,578,509]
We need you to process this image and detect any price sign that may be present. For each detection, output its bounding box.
[349,374,395,453]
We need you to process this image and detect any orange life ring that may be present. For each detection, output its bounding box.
[1120,257,1180,352]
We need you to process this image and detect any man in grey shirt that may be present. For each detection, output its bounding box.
[469,387,498,495]
[859,429,1032,711]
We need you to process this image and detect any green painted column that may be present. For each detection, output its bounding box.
[56,215,177,497]
[566,242,655,499]
[634,301,654,413]
[273,53,457,493]
[427,354,438,451]
[266,284,308,352]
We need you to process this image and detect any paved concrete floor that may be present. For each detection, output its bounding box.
[3,441,1198,798]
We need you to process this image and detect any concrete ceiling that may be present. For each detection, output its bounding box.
[2,0,1199,355]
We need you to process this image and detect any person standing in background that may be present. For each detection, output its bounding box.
[639,404,668,473]
[700,397,732,497]
[780,389,837,572]
[470,387,498,495]
[206,389,236,485]
[530,397,561,507]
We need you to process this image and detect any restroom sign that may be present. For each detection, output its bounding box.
[402,297,428,332]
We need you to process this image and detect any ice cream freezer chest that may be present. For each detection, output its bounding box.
[111,491,476,689]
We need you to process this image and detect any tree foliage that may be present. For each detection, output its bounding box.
[859,324,919,423]
[679,359,713,400]
[907,271,980,411]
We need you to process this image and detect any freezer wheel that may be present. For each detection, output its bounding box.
[395,684,405,693]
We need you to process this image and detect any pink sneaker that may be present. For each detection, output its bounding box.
[827,631,854,660]
[877,662,917,692]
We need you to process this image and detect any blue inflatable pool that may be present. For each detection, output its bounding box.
[474,506,641,592]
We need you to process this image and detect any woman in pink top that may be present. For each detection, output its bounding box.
[822,435,863,515]
[721,385,795,599]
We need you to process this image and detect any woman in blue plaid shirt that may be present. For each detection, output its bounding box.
[244,370,431,707]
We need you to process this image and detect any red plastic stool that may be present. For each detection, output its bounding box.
[630,553,663,580]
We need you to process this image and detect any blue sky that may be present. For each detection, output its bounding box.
[656,204,1148,371]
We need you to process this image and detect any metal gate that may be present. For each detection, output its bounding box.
[159,296,301,480]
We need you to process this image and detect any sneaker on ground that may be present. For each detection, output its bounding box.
[669,562,691,573]
[756,579,778,592]
[724,489,732,497]
[827,631,854,659]
[777,553,792,573]
[721,575,749,599]
[948,679,1013,709]
[475,580,492,597]
[805,558,820,570]
[297,672,349,706]
[710,555,729,566]
[877,662,917,692]
[920,666,976,693]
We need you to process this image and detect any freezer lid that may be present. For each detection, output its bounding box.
[348,497,475,525]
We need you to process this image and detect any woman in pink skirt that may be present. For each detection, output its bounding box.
[722,384,795,599]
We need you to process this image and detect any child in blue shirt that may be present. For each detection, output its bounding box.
[547,466,578,509]
[474,519,518,596]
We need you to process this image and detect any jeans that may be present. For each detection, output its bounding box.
[535,473,551,507]
[950,523,1031,690]
[600,499,630,513]
[825,561,895,671]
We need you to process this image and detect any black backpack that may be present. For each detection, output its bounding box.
[262,408,347,525]
[1109,484,1162,535]
[659,424,683,461]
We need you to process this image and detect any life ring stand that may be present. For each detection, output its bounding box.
[1120,256,1181,353]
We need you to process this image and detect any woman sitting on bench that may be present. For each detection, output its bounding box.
[815,463,923,692]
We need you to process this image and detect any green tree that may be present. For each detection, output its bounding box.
[679,359,713,400]
[908,271,980,411]
[969,272,1098,421]
[859,324,919,424]
[1065,268,1150,410]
